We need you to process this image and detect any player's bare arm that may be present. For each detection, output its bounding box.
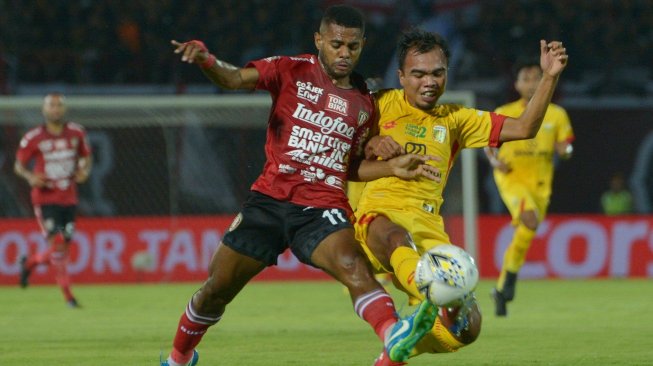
[499,40,568,142]
[75,155,93,183]
[555,141,573,160]
[171,39,259,90]
[14,161,47,188]
[354,154,441,182]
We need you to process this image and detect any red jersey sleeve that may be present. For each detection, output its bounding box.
[16,129,38,164]
[246,57,282,95]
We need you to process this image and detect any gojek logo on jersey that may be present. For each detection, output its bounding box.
[292,103,355,138]
[296,81,323,104]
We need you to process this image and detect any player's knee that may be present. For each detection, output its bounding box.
[520,212,539,230]
[197,277,235,312]
[458,304,482,344]
[386,229,410,249]
[333,250,378,289]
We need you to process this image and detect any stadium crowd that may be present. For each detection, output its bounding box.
[0,0,651,94]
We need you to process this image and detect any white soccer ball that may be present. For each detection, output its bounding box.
[415,244,479,307]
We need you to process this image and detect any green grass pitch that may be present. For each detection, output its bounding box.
[1,279,651,365]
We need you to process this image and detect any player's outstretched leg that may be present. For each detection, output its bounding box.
[385,299,438,362]
[161,349,199,366]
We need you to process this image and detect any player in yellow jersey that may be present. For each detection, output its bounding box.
[485,60,574,317]
[349,29,568,365]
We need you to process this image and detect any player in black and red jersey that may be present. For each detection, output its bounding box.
[161,5,440,366]
[14,93,93,308]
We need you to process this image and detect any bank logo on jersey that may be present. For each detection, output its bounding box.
[326,94,348,116]
[433,126,447,143]
[297,81,324,104]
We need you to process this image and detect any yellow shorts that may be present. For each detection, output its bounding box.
[354,203,471,355]
[495,177,549,225]
[354,203,450,273]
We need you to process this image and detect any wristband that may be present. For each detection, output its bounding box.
[200,54,216,69]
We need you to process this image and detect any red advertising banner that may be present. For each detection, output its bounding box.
[472,215,653,278]
[1,215,651,285]
[0,216,330,285]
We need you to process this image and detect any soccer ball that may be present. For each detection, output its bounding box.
[414,244,479,307]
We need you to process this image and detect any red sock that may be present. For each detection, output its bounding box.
[26,246,55,270]
[354,289,398,341]
[170,301,221,364]
[51,252,75,302]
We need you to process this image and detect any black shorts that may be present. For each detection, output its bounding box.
[222,191,352,267]
[35,205,77,240]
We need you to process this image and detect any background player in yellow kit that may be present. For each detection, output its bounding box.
[349,29,568,365]
[485,60,574,317]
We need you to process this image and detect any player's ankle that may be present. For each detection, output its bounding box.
[170,349,194,365]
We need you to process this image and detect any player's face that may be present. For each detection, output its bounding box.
[315,23,365,82]
[398,47,448,110]
[515,66,542,101]
[42,95,66,124]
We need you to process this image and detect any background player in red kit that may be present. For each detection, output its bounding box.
[161,5,441,366]
[14,93,93,308]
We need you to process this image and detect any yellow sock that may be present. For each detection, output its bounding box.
[497,224,536,291]
[390,246,423,300]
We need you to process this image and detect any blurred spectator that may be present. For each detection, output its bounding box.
[0,0,650,94]
[601,172,634,215]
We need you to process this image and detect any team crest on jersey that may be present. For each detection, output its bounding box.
[357,111,369,126]
[71,137,79,148]
[433,126,447,143]
[326,94,348,116]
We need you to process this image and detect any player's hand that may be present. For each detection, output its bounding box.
[74,169,90,183]
[540,40,568,77]
[388,154,441,182]
[491,158,512,174]
[27,173,48,188]
[171,39,210,65]
[366,135,404,160]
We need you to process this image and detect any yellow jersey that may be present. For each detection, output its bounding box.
[351,88,505,215]
[494,99,574,199]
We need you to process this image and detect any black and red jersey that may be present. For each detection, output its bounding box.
[246,54,376,216]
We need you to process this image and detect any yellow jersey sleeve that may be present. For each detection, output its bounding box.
[493,100,573,197]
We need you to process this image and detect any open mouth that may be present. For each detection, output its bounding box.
[421,90,438,103]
